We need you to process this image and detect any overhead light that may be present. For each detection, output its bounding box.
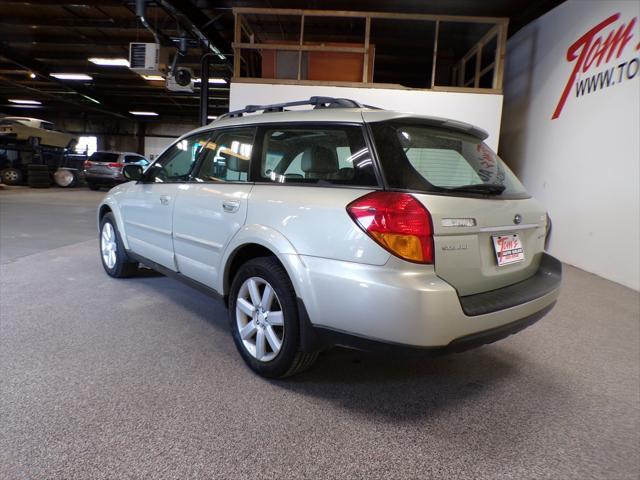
[89,57,130,67]
[6,104,41,109]
[141,75,164,81]
[210,45,226,61]
[28,72,36,79]
[9,99,42,105]
[129,111,158,116]
[193,77,227,84]
[50,73,93,81]
[207,115,218,120]
[82,95,100,104]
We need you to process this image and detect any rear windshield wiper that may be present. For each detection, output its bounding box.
[443,183,506,195]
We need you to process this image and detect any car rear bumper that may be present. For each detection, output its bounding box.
[292,252,561,350]
[84,171,124,184]
[310,301,556,354]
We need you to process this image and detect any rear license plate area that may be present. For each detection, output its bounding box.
[492,234,525,266]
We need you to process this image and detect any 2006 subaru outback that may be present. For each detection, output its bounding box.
[97,97,561,378]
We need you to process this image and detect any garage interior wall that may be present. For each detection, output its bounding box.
[230,83,504,151]
[500,0,640,291]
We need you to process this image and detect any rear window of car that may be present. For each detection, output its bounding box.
[257,125,378,187]
[89,152,120,163]
[124,155,147,164]
[370,120,529,198]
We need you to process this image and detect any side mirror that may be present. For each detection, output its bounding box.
[123,164,143,181]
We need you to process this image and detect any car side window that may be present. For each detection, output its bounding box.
[258,125,378,186]
[193,127,255,182]
[145,132,213,183]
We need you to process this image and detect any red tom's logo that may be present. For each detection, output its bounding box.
[552,13,639,119]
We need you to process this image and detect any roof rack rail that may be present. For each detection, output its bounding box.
[218,96,381,120]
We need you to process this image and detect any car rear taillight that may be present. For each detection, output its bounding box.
[347,191,434,264]
[108,163,124,168]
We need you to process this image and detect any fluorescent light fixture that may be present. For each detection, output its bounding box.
[193,77,227,84]
[207,115,218,120]
[9,99,42,105]
[210,45,226,61]
[82,95,100,104]
[141,75,164,81]
[50,73,93,81]
[89,57,130,67]
[6,104,41,109]
[129,111,158,116]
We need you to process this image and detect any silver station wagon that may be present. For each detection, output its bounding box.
[97,97,561,378]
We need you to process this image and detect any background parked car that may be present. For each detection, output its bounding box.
[84,151,149,190]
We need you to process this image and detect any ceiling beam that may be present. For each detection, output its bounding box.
[0,0,124,5]
[0,17,142,29]
[0,41,129,118]
[158,0,233,72]
[0,75,129,118]
[0,33,154,47]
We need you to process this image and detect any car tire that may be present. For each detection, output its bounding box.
[229,256,318,378]
[99,212,138,278]
[88,182,100,191]
[0,167,23,185]
[53,169,77,188]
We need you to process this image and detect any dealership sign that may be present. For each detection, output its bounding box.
[552,13,639,119]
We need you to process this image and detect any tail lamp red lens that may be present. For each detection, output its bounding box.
[347,192,434,264]
[108,163,124,168]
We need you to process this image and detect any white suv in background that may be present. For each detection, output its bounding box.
[97,97,561,378]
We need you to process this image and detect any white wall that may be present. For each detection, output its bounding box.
[144,123,199,160]
[144,136,173,161]
[501,0,640,290]
[230,83,504,150]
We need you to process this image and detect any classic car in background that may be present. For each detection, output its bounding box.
[0,117,77,149]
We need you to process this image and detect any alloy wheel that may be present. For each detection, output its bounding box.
[236,276,285,362]
[101,222,117,269]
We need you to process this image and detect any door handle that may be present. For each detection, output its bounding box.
[222,200,240,213]
[159,195,170,206]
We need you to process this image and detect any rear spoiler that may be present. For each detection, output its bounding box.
[365,113,489,141]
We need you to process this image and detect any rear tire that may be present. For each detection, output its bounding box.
[99,212,138,278]
[229,257,318,378]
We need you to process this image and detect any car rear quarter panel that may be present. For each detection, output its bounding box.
[244,185,391,265]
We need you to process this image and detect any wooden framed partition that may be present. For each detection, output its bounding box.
[232,7,509,93]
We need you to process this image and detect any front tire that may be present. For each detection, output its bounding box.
[99,212,138,278]
[229,257,318,378]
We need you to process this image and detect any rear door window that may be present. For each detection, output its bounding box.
[193,127,256,182]
[257,125,378,187]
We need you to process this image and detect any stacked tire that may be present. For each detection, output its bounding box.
[27,164,51,188]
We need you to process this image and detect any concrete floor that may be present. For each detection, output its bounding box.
[1,187,639,479]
